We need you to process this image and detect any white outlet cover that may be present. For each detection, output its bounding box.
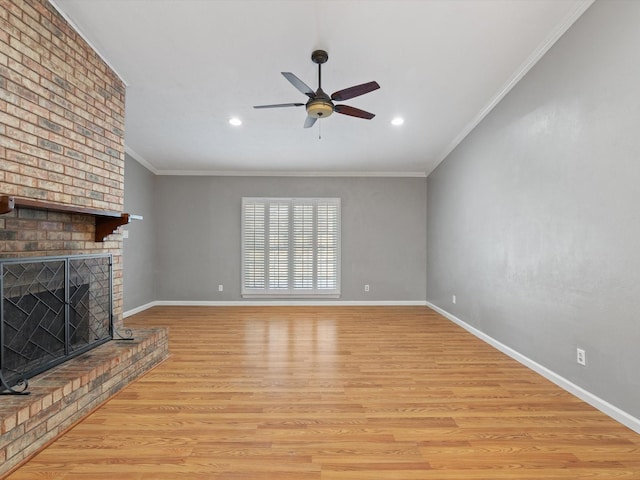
[577,348,586,366]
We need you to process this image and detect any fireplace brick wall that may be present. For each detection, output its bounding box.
[0,0,126,328]
[0,5,170,475]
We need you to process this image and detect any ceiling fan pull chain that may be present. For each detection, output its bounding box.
[319,118,322,140]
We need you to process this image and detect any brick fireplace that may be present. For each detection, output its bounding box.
[0,1,168,475]
[0,0,126,296]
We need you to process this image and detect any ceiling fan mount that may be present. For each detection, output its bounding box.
[254,50,380,128]
[311,49,329,65]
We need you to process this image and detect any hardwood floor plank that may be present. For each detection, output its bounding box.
[5,306,640,479]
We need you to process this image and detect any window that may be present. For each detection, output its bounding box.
[242,197,340,297]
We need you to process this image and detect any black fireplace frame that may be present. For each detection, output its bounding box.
[0,254,113,394]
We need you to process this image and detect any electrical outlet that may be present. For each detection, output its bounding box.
[364,284,370,292]
[218,284,223,292]
[576,348,586,366]
[452,295,456,304]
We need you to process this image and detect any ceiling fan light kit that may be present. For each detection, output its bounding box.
[254,49,380,128]
[306,95,334,119]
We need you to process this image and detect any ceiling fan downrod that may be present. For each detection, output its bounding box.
[312,49,328,89]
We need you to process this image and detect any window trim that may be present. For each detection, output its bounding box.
[241,197,341,298]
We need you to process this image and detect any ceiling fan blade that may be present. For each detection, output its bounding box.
[334,104,375,120]
[304,116,317,128]
[282,72,315,98]
[331,81,380,102]
[253,103,304,109]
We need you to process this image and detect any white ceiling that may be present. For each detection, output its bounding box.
[51,0,592,176]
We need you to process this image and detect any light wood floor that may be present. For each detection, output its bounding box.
[6,306,640,479]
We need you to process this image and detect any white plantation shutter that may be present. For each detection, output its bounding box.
[268,202,289,289]
[316,201,338,290]
[293,202,314,290]
[242,198,340,296]
[242,202,265,289]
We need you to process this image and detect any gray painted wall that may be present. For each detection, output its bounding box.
[427,0,640,418]
[123,154,157,311]
[153,176,427,302]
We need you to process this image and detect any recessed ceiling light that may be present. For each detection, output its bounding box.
[391,117,404,126]
[229,117,242,126]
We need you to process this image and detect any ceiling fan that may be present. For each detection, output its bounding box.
[254,50,380,128]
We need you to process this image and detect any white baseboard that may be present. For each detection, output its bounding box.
[123,300,427,317]
[123,301,158,318]
[426,302,640,435]
[157,300,427,307]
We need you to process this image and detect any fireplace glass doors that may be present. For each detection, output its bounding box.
[1,254,113,390]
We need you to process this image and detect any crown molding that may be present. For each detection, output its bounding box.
[154,170,427,178]
[124,145,426,178]
[124,146,159,175]
[430,0,595,174]
[47,0,128,86]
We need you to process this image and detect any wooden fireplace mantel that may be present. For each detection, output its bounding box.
[0,195,130,242]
